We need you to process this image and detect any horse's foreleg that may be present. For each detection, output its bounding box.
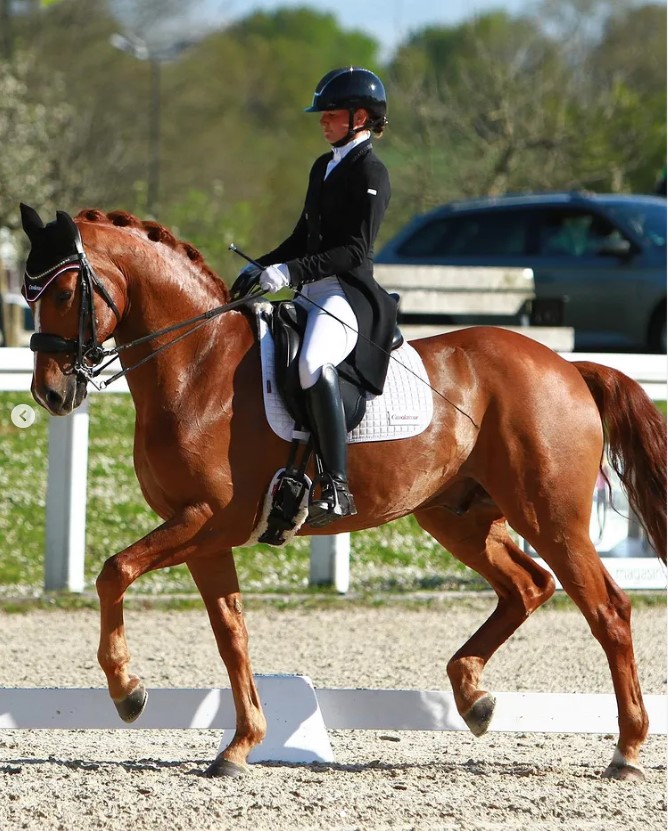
[187,549,266,777]
[95,506,213,721]
[414,507,556,736]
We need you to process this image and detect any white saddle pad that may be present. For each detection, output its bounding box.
[257,313,433,444]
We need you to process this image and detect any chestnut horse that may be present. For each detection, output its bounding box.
[21,205,665,781]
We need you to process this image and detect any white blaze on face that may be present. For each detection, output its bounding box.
[32,300,41,369]
[31,300,47,408]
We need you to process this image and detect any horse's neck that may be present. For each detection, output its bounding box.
[113,260,249,412]
[124,252,223,330]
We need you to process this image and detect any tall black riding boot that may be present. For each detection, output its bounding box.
[304,364,357,528]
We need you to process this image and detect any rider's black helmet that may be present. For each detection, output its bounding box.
[305,67,388,132]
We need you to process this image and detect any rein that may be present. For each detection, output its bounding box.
[28,231,477,429]
[26,234,265,391]
[87,292,263,390]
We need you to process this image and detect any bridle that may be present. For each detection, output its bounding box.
[25,224,122,385]
[25,226,262,391]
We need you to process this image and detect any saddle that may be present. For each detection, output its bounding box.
[257,299,403,545]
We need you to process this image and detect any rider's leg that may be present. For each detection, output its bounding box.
[297,283,358,526]
[304,364,357,526]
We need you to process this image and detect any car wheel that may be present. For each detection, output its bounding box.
[648,304,667,354]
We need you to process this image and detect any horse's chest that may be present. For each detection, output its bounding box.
[133,418,226,512]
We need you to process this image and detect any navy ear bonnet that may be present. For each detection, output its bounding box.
[20,204,82,302]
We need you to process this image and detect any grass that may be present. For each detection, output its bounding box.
[2,391,664,604]
[0,588,664,616]
[0,391,479,598]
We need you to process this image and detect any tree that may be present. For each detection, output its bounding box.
[4,0,662,277]
[517,0,665,192]
[3,3,383,273]
[582,3,666,191]
[10,0,158,215]
[159,7,381,263]
[385,13,574,232]
[382,2,666,236]
[0,53,75,238]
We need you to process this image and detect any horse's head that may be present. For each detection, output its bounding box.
[20,204,125,415]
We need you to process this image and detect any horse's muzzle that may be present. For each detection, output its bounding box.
[34,375,88,416]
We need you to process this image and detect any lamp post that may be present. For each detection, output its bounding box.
[1,0,12,62]
[147,55,161,217]
[110,32,196,217]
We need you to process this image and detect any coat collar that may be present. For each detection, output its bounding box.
[324,137,372,183]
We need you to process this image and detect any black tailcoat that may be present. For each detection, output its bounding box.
[258,139,396,395]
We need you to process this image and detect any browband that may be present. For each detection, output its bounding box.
[24,260,80,302]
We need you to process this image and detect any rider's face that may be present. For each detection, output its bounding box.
[319,108,368,144]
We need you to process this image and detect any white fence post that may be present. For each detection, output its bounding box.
[309,534,350,593]
[44,402,89,592]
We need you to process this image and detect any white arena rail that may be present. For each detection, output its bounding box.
[0,681,665,764]
[1,346,666,593]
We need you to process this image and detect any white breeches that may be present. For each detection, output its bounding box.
[295,276,359,389]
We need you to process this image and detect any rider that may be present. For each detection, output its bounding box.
[236,67,397,527]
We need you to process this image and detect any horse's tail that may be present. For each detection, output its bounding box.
[573,360,666,564]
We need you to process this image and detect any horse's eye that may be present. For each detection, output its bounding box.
[56,290,73,303]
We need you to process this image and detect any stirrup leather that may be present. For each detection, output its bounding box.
[307,473,357,528]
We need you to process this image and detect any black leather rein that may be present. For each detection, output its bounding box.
[26,239,265,391]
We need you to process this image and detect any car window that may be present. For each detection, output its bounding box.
[397,210,532,257]
[537,209,623,257]
[397,218,450,257]
[605,202,667,248]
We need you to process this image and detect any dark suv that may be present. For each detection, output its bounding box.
[376,192,666,352]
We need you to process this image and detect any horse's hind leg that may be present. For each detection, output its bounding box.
[414,506,556,736]
[527,528,649,781]
[187,548,267,777]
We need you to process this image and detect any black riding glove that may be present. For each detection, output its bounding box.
[230,264,263,300]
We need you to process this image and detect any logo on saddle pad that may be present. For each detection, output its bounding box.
[257,314,433,443]
[387,412,422,424]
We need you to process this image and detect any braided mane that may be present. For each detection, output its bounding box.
[75,208,229,299]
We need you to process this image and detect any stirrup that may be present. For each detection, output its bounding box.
[306,475,357,528]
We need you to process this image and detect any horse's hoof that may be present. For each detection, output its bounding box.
[204,756,249,778]
[462,692,496,737]
[602,763,645,782]
[114,684,148,723]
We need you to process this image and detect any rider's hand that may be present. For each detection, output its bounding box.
[230,264,262,300]
[259,264,291,293]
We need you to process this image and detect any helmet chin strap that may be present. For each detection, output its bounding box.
[331,109,368,147]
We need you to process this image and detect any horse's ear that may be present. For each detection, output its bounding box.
[56,210,84,252]
[20,203,45,238]
[56,210,78,238]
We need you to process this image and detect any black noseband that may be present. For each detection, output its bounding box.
[30,333,79,354]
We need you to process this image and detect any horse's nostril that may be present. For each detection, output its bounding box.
[44,387,64,409]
